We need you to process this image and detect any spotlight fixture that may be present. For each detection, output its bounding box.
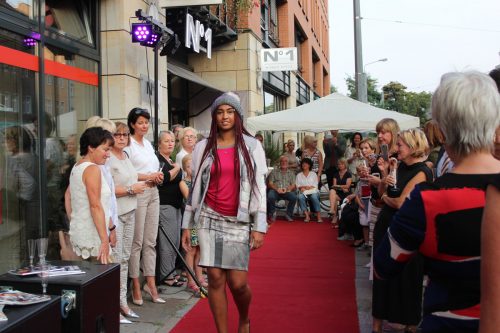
[23,31,41,48]
[23,38,37,47]
[131,23,153,43]
[141,32,159,47]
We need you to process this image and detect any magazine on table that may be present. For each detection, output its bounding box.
[8,264,85,277]
[0,287,50,306]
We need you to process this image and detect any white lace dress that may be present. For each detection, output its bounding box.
[69,162,111,259]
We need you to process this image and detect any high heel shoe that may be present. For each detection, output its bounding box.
[131,290,143,306]
[121,307,140,318]
[143,284,166,304]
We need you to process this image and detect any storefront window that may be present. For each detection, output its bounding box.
[0,30,40,272]
[43,45,98,259]
[0,27,99,272]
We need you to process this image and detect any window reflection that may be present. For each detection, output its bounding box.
[0,28,99,272]
[0,62,39,272]
[45,0,95,46]
[5,0,35,19]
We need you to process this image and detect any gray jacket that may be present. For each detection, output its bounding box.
[181,135,268,233]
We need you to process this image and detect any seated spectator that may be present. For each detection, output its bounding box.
[267,155,297,222]
[329,158,352,226]
[296,158,322,223]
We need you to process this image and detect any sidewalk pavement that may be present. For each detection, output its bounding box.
[120,236,374,333]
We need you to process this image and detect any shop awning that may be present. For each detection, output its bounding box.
[167,62,222,93]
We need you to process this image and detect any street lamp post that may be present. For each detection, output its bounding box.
[360,58,388,104]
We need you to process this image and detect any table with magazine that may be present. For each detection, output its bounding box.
[8,264,85,277]
[0,287,61,333]
[0,260,119,333]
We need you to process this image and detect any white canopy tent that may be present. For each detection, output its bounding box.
[246,93,420,133]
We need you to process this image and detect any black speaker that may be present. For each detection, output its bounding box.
[0,296,61,333]
[0,261,119,333]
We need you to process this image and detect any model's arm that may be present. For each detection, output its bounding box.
[479,185,500,333]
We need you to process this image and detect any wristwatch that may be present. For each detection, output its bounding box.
[126,186,134,195]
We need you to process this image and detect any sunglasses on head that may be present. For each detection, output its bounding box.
[134,109,149,116]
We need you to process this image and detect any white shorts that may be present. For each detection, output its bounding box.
[359,207,370,226]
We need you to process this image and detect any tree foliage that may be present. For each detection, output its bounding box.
[382,81,431,125]
[346,75,382,106]
[345,75,431,125]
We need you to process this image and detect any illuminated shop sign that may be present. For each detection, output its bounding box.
[185,13,212,59]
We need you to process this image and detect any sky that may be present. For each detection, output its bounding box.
[329,0,500,95]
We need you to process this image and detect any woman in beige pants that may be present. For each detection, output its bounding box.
[124,108,165,305]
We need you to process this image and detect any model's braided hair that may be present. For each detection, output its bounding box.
[197,111,256,192]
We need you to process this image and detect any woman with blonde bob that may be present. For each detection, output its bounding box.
[375,71,500,333]
[371,127,433,333]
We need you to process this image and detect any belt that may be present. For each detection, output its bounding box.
[370,198,384,208]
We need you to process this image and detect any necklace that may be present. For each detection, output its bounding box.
[160,152,173,164]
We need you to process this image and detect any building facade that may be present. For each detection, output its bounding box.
[0,0,329,272]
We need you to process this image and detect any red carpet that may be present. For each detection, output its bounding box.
[171,218,360,332]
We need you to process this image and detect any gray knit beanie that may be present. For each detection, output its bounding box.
[210,92,244,118]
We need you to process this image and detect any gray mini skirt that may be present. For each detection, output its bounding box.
[197,205,251,271]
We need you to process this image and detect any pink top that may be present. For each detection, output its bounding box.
[205,146,240,217]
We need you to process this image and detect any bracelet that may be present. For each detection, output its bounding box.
[126,186,134,195]
[109,225,116,231]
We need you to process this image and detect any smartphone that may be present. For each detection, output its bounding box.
[380,144,389,161]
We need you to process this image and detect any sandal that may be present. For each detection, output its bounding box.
[187,283,201,297]
[163,278,184,287]
[175,274,188,283]
[198,276,209,289]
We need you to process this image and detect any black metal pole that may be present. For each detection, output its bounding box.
[154,45,159,150]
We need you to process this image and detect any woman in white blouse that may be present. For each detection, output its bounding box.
[124,108,165,305]
[296,157,322,223]
[108,122,148,321]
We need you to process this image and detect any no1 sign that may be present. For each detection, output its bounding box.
[260,47,298,72]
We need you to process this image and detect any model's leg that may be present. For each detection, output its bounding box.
[207,267,228,333]
[227,270,251,333]
[194,248,205,285]
[185,246,197,289]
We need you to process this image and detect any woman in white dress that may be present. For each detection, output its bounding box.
[69,127,113,264]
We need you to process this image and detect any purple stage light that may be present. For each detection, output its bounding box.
[131,23,153,43]
[141,32,160,47]
[23,38,38,47]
